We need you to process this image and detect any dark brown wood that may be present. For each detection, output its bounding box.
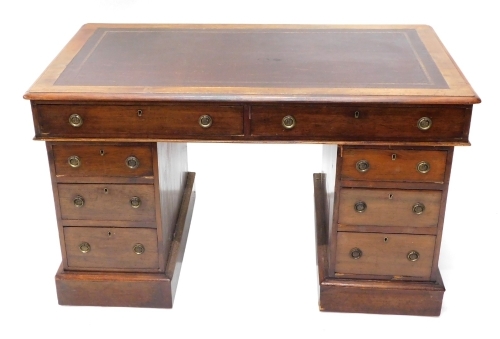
[55,265,175,308]
[430,147,454,281]
[64,227,159,270]
[166,172,196,300]
[55,172,196,308]
[341,148,448,183]
[58,183,156,221]
[321,145,340,276]
[319,273,445,316]
[54,176,154,184]
[335,232,435,278]
[250,105,470,143]
[52,144,153,178]
[156,143,188,272]
[338,188,442,227]
[35,103,244,139]
[337,225,438,235]
[62,220,157,228]
[46,143,68,268]
[340,180,446,191]
[314,174,445,315]
[314,173,329,283]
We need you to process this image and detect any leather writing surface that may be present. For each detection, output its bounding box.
[55,28,448,89]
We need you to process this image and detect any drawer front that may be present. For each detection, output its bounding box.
[338,188,442,227]
[341,148,447,183]
[335,232,435,278]
[58,184,155,221]
[37,104,244,138]
[250,105,469,142]
[64,227,158,269]
[53,144,153,177]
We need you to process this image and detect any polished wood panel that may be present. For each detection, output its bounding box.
[55,172,196,308]
[319,274,445,316]
[338,188,442,227]
[314,174,444,315]
[341,148,448,183]
[35,104,244,139]
[53,144,153,178]
[337,225,438,235]
[335,232,435,278]
[64,227,159,270]
[166,172,196,299]
[314,173,329,284]
[155,143,188,271]
[251,105,470,143]
[58,183,155,221]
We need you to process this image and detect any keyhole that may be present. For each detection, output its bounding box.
[354,111,360,119]
[100,149,105,156]
[384,237,389,242]
[389,194,393,199]
[108,231,112,237]
[104,188,108,194]
[392,154,397,160]
[137,109,143,117]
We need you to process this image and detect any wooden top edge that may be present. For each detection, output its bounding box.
[80,23,435,30]
[23,92,481,105]
[33,137,471,147]
[321,277,445,291]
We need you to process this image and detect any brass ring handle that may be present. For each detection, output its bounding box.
[407,250,420,262]
[412,202,425,215]
[416,161,430,174]
[282,115,296,129]
[199,115,213,128]
[354,201,367,213]
[126,156,139,169]
[133,243,145,254]
[79,242,91,253]
[73,195,85,208]
[417,117,432,130]
[356,160,370,173]
[68,155,81,168]
[69,114,83,127]
[130,196,141,208]
[350,247,362,259]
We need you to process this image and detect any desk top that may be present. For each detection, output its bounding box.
[24,24,479,104]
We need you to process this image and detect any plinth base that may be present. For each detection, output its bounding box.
[313,173,445,316]
[55,172,196,308]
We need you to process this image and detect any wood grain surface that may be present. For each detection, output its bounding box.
[335,232,435,278]
[341,148,448,183]
[338,188,442,227]
[53,143,153,178]
[58,183,156,221]
[64,227,159,270]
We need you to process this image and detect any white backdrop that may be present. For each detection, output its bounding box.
[1,1,497,338]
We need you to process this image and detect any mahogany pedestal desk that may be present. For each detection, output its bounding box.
[24,24,480,316]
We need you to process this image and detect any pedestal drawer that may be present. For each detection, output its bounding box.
[64,227,158,270]
[53,144,153,178]
[335,232,436,278]
[58,184,155,221]
[341,148,448,183]
[338,188,442,227]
